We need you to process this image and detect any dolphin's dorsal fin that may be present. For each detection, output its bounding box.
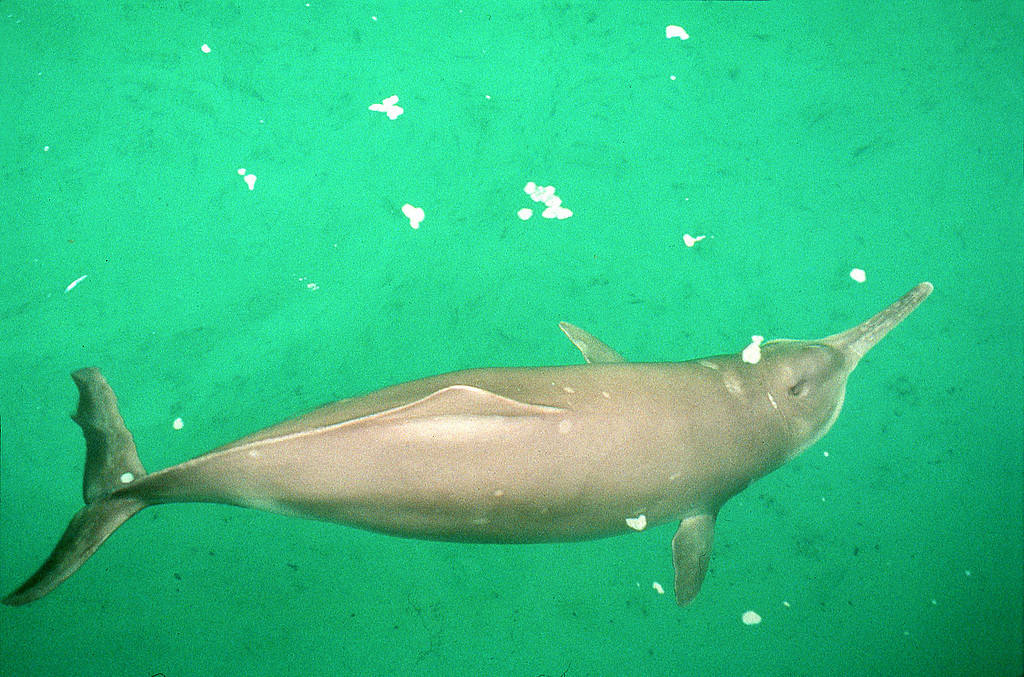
[672,513,716,606]
[558,322,626,363]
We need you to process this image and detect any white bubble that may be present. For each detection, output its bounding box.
[850,268,867,283]
[741,610,762,625]
[237,167,246,175]
[517,208,533,220]
[200,43,211,53]
[172,417,184,430]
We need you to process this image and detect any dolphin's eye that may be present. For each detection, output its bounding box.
[789,380,806,397]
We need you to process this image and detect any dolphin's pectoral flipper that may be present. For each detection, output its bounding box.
[2,369,147,606]
[557,322,626,364]
[671,513,716,606]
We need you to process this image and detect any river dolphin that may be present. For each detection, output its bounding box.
[2,282,932,606]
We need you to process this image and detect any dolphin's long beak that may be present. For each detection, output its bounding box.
[821,282,933,371]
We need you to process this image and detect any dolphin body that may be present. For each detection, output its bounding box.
[2,282,932,607]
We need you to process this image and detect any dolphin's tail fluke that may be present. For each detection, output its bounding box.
[3,368,147,606]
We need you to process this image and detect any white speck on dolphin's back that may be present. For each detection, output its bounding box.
[742,336,764,364]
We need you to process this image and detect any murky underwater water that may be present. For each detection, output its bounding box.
[1,3,1021,676]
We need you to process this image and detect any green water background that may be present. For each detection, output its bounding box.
[1,3,1021,676]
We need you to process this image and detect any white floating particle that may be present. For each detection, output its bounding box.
[652,581,665,595]
[669,75,676,81]
[402,203,425,229]
[741,610,762,625]
[43,145,50,151]
[823,451,829,457]
[306,282,319,290]
[625,514,647,531]
[172,417,184,430]
[782,600,791,608]
[541,205,572,220]
[683,233,706,247]
[850,268,867,283]
[742,335,764,364]
[65,274,87,292]
[517,208,533,220]
[666,25,689,40]
[244,173,257,190]
[523,181,537,194]
[369,95,403,119]
[119,472,134,484]
[237,167,246,175]
[930,598,937,605]
[200,43,211,53]
[531,185,555,203]
[965,570,971,577]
